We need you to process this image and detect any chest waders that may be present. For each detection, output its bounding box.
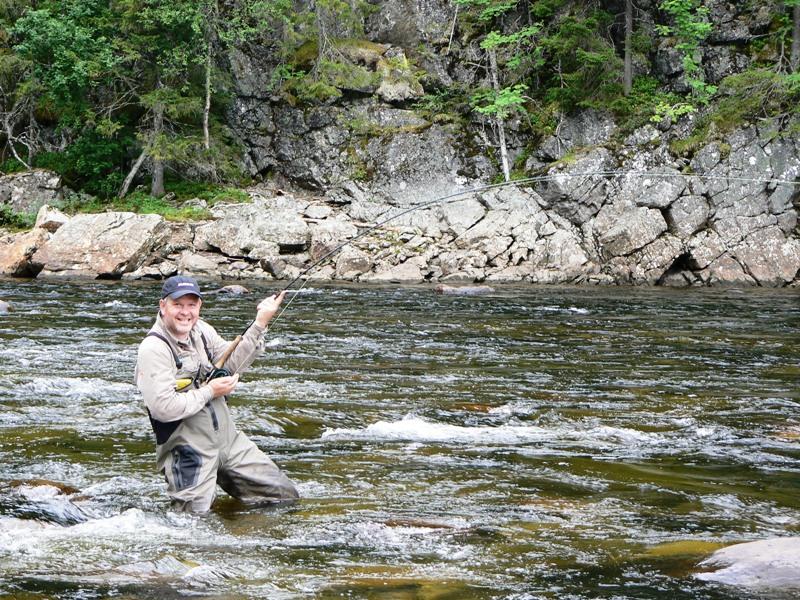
[145,331,214,444]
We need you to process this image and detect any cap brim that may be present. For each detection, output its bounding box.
[165,290,202,300]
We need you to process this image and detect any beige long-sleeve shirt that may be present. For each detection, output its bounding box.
[135,314,266,423]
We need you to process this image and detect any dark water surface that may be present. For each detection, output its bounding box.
[0,279,798,599]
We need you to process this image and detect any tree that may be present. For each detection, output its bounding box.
[455,0,539,181]
[2,0,119,167]
[116,0,206,197]
[624,0,633,95]
[654,0,715,119]
[786,0,800,72]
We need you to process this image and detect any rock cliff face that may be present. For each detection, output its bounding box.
[1,1,798,286]
[201,0,799,286]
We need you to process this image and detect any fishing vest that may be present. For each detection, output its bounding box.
[145,330,214,444]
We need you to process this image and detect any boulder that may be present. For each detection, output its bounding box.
[695,537,800,590]
[177,250,225,276]
[731,228,800,286]
[335,246,373,280]
[438,198,485,237]
[536,109,617,161]
[376,48,424,103]
[621,169,686,209]
[361,255,427,283]
[666,195,710,239]
[0,299,11,313]
[0,228,49,276]
[32,212,168,279]
[536,148,616,226]
[309,216,359,261]
[599,207,668,258]
[208,284,250,295]
[0,170,63,214]
[194,200,309,259]
[434,284,494,295]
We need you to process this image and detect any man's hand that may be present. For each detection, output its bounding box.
[255,291,287,328]
[207,373,239,398]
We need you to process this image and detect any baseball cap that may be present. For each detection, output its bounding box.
[161,275,203,300]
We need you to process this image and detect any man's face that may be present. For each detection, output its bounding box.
[159,294,201,339]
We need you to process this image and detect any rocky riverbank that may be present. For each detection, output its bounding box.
[2,117,800,287]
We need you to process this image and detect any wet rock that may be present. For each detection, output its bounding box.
[695,537,800,590]
[1,479,88,526]
[0,299,11,313]
[434,284,494,295]
[33,212,168,279]
[207,284,251,295]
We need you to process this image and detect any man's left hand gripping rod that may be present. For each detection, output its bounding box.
[205,335,242,382]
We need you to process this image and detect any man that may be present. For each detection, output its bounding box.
[135,275,299,513]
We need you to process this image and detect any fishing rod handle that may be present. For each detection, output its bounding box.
[214,335,242,370]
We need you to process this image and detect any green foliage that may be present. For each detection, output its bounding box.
[0,157,26,173]
[60,180,247,220]
[11,0,119,111]
[0,203,35,230]
[413,85,472,123]
[472,83,528,120]
[609,76,685,131]
[165,181,249,204]
[656,0,716,107]
[64,191,211,221]
[33,129,129,198]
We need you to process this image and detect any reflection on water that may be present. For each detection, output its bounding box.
[0,279,798,599]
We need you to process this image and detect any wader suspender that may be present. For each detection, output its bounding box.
[145,331,214,444]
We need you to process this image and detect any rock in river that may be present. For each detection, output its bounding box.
[695,537,800,591]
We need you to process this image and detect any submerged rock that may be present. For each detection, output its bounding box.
[1,479,89,526]
[206,284,251,295]
[695,537,800,590]
[434,284,495,295]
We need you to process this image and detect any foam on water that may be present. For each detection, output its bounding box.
[321,414,661,450]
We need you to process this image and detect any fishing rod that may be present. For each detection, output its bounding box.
[206,167,800,378]
[213,166,800,362]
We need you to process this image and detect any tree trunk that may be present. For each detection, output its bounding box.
[117,145,149,198]
[203,0,217,151]
[792,4,800,72]
[203,39,212,150]
[3,114,30,170]
[488,49,511,182]
[150,100,165,198]
[624,0,633,95]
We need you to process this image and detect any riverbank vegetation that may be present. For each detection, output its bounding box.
[1,0,800,214]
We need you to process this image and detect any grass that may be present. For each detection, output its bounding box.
[63,182,251,222]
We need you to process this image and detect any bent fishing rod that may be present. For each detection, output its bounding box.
[213,167,800,369]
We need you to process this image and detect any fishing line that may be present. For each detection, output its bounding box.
[251,168,800,328]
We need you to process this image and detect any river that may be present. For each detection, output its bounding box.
[0,280,798,599]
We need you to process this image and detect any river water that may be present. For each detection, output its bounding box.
[0,280,798,599]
